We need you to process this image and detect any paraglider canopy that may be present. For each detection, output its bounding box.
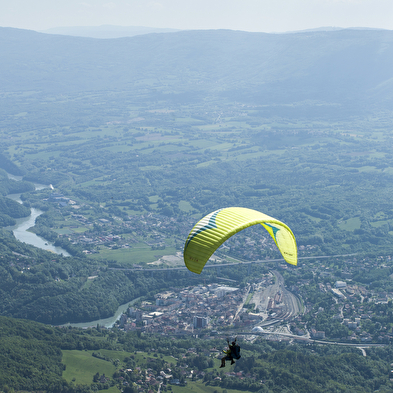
[183,207,297,274]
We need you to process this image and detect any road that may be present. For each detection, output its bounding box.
[234,284,250,321]
[230,331,386,349]
[108,253,358,272]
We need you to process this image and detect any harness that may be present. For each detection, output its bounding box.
[231,344,241,359]
[223,344,241,359]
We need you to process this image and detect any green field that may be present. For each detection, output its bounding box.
[62,349,181,392]
[62,350,117,386]
[338,217,361,231]
[89,244,178,264]
[172,381,244,393]
[179,200,194,212]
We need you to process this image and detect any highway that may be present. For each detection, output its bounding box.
[226,330,386,349]
[108,253,358,272]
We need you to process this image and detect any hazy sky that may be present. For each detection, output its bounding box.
[1,0,393,33]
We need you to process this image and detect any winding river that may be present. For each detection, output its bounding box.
[5,173,70,256]
[64,297,141,328]
[5,171,135,327]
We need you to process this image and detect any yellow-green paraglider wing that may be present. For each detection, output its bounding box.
[183,207,297,274]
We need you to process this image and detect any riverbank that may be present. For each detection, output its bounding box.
[61,297,142,328]
[5,172,70,256]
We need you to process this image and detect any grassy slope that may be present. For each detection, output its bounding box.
[62,350,117,385]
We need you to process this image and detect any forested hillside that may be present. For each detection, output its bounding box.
[1,315,393,393]
[0,228,211,324]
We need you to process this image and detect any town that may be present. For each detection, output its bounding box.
[113,264,393,345]
[40,192,393,344]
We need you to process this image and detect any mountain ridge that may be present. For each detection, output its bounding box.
[38,24,180,39]
[1,27,393,113]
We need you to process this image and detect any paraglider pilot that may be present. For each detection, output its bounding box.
[220,338,241,368]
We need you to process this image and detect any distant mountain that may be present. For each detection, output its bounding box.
[284,26,386,34]
[282,26,345,34]
[1,27,393,114]
[39,25,180,39]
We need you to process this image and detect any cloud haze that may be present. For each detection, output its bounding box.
[0,0,392,32]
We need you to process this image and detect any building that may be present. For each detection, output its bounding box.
[193,316,209,329]
[310,329,325,339]
[129,308,143,322]
[335,281,347,289]
[331,288,345,298]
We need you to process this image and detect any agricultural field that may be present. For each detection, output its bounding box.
[62,350,117,386]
